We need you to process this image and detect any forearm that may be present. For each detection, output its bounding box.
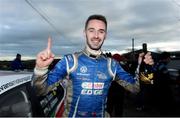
[116,78,140,94]
[32,67,49,96]
[116,63,140,93]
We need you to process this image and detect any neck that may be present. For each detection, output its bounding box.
[85,45,102,57]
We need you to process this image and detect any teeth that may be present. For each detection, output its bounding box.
[93,40,99,43]
[92,39,99,43]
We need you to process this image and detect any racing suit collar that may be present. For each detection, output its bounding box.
[84,46,103,59]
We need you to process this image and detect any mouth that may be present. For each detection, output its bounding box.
[91,38,101,44]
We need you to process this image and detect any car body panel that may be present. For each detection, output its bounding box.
[0,71,65,117]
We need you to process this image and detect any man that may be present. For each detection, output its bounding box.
[11,53,24,71]
[106,54,126,117]
[33,14,154,117]
[154,52,174,116]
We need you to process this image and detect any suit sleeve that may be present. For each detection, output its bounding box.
[111,59,140,93]
[32,56,68,96]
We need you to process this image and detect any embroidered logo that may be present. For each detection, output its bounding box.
[80,66,87,73]
[97,71,107,80]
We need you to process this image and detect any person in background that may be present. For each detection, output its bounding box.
[11,53,24,71]
[106,53,126,117]
[154,51,174,116]
[32,14,154,117]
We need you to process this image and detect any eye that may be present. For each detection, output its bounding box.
[99,30,105,34]
[88,28,95,33]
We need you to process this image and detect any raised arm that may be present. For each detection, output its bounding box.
[32,37,55,95]
[35,36,55,71]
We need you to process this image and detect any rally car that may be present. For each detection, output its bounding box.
[0,71,65,117]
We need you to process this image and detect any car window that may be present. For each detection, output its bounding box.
[0,83,32,117]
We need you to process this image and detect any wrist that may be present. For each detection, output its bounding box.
[34,66,48,76]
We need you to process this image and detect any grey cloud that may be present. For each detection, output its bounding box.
[0,0,180,59]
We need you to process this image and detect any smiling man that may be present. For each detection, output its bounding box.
[32,14,154,117]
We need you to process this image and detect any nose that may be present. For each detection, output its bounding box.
[94,31,99,38]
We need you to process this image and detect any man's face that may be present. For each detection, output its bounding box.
[84,19,107,50]
[17,55,21,60]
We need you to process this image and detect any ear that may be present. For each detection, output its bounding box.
[104,32,107,40]
[83,29,86,37]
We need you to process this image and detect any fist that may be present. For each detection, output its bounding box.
[36,37,55,69]
[138,52,154,65]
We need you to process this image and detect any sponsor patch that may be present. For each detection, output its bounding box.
[67,55,73,61]
[94,90,103,95]
[82,82,93,89]
[97,71,107,80]
[94,82,104,89]
[81,89,92,95]
[81,82,104,95]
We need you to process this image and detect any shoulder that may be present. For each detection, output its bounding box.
[64,54,74,62]
[63,52,82,74]
[64,51,83,61]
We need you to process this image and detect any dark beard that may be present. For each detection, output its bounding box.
[85,34,104,51]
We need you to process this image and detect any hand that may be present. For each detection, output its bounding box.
[35,37,55,69]
[138,52,154,65]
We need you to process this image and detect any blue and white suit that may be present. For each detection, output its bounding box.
[33,49,140,117]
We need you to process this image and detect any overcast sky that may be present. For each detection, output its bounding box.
[0,0,180,60]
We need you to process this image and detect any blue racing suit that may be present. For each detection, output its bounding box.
[33,49,140,117]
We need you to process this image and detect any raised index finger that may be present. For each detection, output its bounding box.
[47,36,52,50]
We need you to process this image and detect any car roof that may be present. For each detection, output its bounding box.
[0,71,33,95]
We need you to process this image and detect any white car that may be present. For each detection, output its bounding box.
[0,71,65,117]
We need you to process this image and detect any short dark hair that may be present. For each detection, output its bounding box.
[85,14,107,31]
[16,53,21,57]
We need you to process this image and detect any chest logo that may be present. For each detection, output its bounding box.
[81,82,104,95]
[97,71,107,80]
[80,66,88,73]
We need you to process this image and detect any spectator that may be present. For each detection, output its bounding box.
[106,53,126,117]
[11,53,24,71]
[154,51,174,116]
